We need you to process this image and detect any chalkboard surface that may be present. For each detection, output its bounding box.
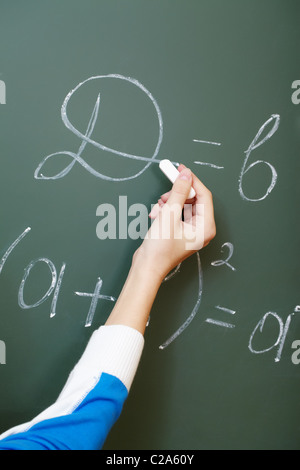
[0,0,299,450]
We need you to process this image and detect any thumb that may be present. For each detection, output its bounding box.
[166,168,193,209]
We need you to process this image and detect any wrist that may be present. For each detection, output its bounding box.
[131,246,166,285]
[105,248,163,335]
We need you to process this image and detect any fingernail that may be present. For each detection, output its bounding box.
[179,168,192,181]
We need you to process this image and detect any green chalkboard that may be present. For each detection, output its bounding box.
[0,0,299,450]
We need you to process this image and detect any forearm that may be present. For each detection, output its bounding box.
[105,251,163,335]
[0,325,144,450]
[0,166,216,450]
[0,253,161,450]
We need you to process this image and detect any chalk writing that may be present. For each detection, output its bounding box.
[206,305,236,329]
[193,115,280,202]
[205,318,235,329]
[0,226,297,361]
[50,263,66,318]
[211,242,236,271]
[239,114,280,202]
[0,75,291,360]
[35,75,280,207]
[248,308,298,363]
[193,138,224,169]
[0,227,31,276]
[35,75,180,182]
[193,139,221,146]
[18,258,58,310]
[75,278,116,328]
[163,263,181,282]
[194,161,224,170]
[159,251,203,350]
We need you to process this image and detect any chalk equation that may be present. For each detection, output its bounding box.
[35,74,280,203]
[0,74,293,360]
[0,226,298,361]
[34,75,172,182]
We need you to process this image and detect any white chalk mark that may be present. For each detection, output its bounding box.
[193,139,223,169]
[275,314,292,363]
[215,305,236,315]
[239,114,280,202]
[50,263,66,318]
[0,227,31,275]
[74,291,116,302]
[248,310,294,363]
[163,263,181,282]
[36,94,101,180]
[35,75,181,182]
[205,318,235,329]
[18,258,57,309]
[249,312,283,356]
[85,278,103,328]
[159,251,203,350]
[193,139,221,146]
[75,278,116,328]
[211,242,236,271]
[194,161,224,170]
[295,306,300,313]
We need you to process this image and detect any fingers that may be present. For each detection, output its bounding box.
[149,165,216,246]
[165,168,193,210]
[149,200,163,219]
[178,163,211,203]
[160,191,171,203]
[150,167,193,219]
[156,165,212,206]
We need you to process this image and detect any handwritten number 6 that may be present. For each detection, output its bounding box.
[239,114,280,202]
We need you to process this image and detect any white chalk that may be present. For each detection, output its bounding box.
[159,159,196,199]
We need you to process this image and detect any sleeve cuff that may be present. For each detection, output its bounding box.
[0,325,144,441]
[59,325,145,396]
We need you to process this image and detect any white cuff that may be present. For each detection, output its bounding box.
[0,325,145,440]
[59,325,145,397]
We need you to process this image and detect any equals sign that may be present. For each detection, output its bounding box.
[205,305,236,329]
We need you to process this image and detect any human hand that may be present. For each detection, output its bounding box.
[133,165,216,281]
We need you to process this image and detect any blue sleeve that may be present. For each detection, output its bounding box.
[0,373,128,450]
[0,325,144,451]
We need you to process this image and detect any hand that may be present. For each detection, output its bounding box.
[106,166,216,335]
[133,164,216,281]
